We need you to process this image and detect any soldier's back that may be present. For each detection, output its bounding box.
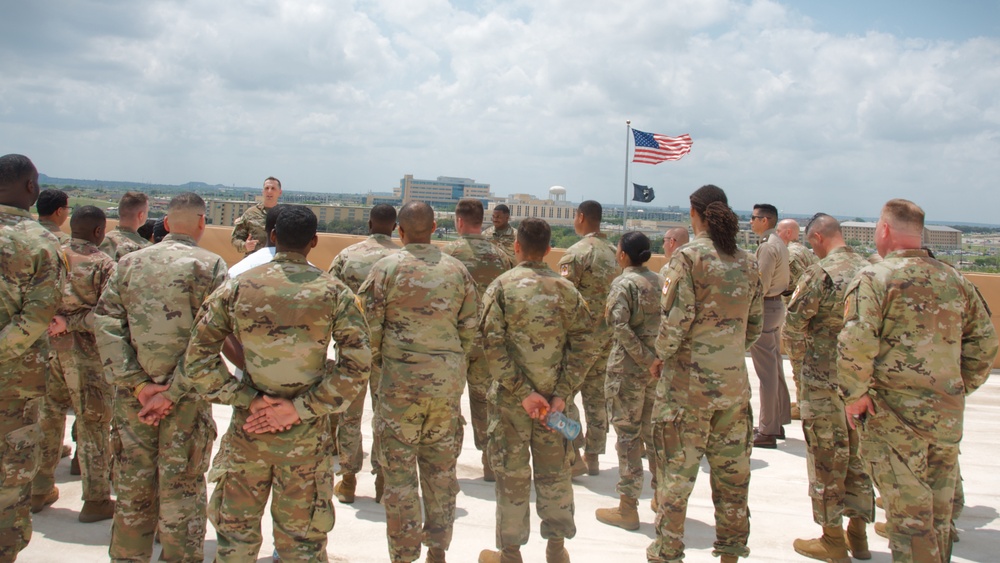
[442,234,512,296]
[328,233,399,293]
[100,227,151,262]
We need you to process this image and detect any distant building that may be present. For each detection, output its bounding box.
[923,225,962,249]
[489,192,578,227]
[396,175,492,207]
[207,199,370,227]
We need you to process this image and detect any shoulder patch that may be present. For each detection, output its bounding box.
[662,276,672,295]
[560,264,570,277]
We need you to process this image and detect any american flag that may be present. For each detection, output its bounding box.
[632,129,693,164]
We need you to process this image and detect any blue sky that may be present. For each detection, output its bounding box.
[2,0,998,224]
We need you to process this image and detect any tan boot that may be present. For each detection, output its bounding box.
[545,538,570,563]
[595,495,640,531]
[79,499,115,523]
[478,546,522,563]
[792,525,850,563]
[874,522,888,539]
[425,546,446,562]
[846,517,871,560]
[874,496,883,509]
[374,470,385,503]
[585,454,599,476]
[335,473,356,504]
[719,556,739,563]
[482,452,495,483]
[790,403,801,420]
[571,450,587,478]
[31,486,59,513]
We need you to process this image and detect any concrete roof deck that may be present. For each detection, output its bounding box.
[21,359,1000,562]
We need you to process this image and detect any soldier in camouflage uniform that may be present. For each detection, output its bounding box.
[776,217,818,421]
[0,154,65,562]
[784,214,873,562]
[155,205,372,562]
[94,193,227,563]
[657,227,688,280]
[557,200,618,476]
[595,232,663,531]
[231,176,282,256]
[483,203,516,262]
[442,198,513,482]
[326,203,399,504]
[32,207,118,524]
[838,199,998,563]
[36,188,70,243]
[478,218,593,563]
[358,201,478,563]
[100,191,151,262]
[648,185,762,563]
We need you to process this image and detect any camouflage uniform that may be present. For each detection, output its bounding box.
[0,205,63,561]
[94,233,227,563]
[751,228,791,436]
[483,223,516,262]
[230,202,268,256]
[442,233,513,456]
[327,233,399,476]
[557,233,619,457]
[784,246,873,527]
[782,240,818,389]
[480,261,593,548]
[358,243,478,562]
[838,248,998,563]
[40,218,69,243]
[99,225,151,262]
[604,265,663,500]
[648,233,763,562]
[172,252,371,562]
[33,239,116,506]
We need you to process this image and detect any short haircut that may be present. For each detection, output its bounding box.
[264,176,282,188]
[454,198,485,225]
[0,154,36,188]
[138,218,157,241]
[36,188,68,216]
[398,201,435,239]
[370,203,397,226]
[753,203,778,221]
[493,204,510,216]
[805,213,842,238]
[882,198,924,233]
[274,205,317,249]
[167,192,206,215]
[70,205,106,233]
[577,200,602,224]
[265,204,287,235]
[517,218,550,257]
[118,191,149,218]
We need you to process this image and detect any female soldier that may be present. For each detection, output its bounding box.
[647,185,763,563]
[595,232,664,531]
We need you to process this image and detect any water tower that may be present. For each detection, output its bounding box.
[549,186,567,202]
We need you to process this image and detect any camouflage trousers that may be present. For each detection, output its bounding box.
[568,337,611,455]
[605,370,656,500]
[208,421,336,562]
[647,401,752,563]
[335,366,381,476]
[376,395,463,563]
[0,398,42,563]
[34,340,112,502]
[800,387,874,526]
[109,389,216,563]
[487,389,575,548]
[466,347,491,453]
[860,407,958,563]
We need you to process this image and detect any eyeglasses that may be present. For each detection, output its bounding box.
[750,216,766,221]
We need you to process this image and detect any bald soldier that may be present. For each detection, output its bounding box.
[658,227,689,279]
[33,207,118,524]
[557,200,619,476]
[327,203,400,504]
[784,214,873,562]
[95,192,228,562]
[100,191,151,262]
[776,217,818,421]
[231,176,282,256]
[839,199,998,563]
[0,154,65,561]
[442,198,513,481]
[359,201,478,563]
[156,205,371,561]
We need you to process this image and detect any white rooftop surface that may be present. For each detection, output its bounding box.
[21,359,1000,563]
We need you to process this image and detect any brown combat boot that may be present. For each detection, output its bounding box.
[585,453,600,476]
[874,496,883,509]
[425,546,446,562]
[571,450,587,478]
[482,452,495,483]
[478,546,522,563]
[335,473,356,504]
[374,470,385,503]
[30,486,59,513]
[792,525,850,563]
[846,517,871,560]
[595,495,640,531]
[545,538,570,563]
[79,499,115,523]
[790,403,801,420]
[719,556,739,563]
[874,522,888,539]
[70,452,81,476]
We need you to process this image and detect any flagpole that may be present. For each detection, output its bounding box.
[623,120,631,234]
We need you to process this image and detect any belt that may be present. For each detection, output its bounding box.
[763,295,783,301]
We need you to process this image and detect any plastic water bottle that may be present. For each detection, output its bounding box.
[546,411,582,441]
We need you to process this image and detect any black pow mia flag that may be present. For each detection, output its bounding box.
[632,183,655,203]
